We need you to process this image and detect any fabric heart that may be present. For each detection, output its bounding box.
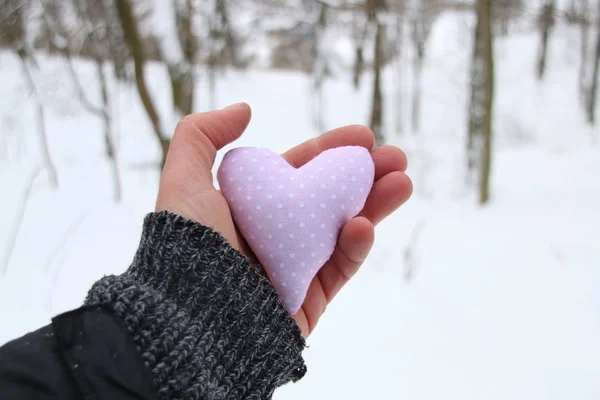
[216,146,375,314]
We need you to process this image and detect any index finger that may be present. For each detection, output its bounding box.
[281,125,375,168]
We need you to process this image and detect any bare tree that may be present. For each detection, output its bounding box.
[311,4,329,133]
[368,0,386,146]
[410,0,440,135]
[467,0,495,204]
[1,0,59,188]
[42,0,123,201]
[536,0,555,80]
[577,0,590,105]
[586,0,600,126]
[492,0,523,35]
[115,0,168,168]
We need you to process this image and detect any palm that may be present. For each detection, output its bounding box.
[156,104,412,337]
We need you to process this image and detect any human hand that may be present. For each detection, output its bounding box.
[155,103,412,337]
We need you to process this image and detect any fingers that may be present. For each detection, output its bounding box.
[371,145,408,179]
[318,216,375,302]
[282,125,375,168]
[360,171,413,226]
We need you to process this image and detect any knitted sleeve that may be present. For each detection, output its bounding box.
[84,211,307,400]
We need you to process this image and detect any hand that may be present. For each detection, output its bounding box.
[155,103,412,337]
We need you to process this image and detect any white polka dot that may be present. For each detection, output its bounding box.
[267,214,273,219]
[246,195,251,200]
[277,204,283,209]
[267,234,273,239]
[278,244,284,249]
[260,166,265,171]
[259,244,264,248]
[310,233,316,238]
[289,253,295,258]
[320,184,327,189]
[360,188,364,192]
[320,243,325,247]
[256,205,262,210]
[237,206,243,210]
[320,223,326,229]
[231,158,237,163]
[350,158,354,162]
[279,168,286,173]
[256,185,262,190]
[243,150,248,154]
[272,271,277,276]
[278,184,284,189]
[356,206,360,210]
[282,282,288,287]
[267,194,273,199]
[340,166,346,171]
[330,214,335,219]
[350,196,355,201]
[248,216,253,221]
[228,177,234,182]
[258,225,263,230]
[292,272,297,277]
[299,183,305,189]
[317,260,323,264]
[299,203,305,208]
[360,167,365,172]
[300,243,306,248]
[299,222,305,228]
[277,223,283,229]
[273,161,279,165]
[301,262,306,267]
[351,176,356,181]
[250,235,255,239]
[310,193,316,198]
[294,289,300,294]
[329,233,333,238]
[331,194,336,199]
[319,167,324,171]
[288,193,294,198]
[239,166,244,172]
[309,175,315,180]
[237,187,242,191]
[320,204,326,209]
[269,254,274,259]
[289,233,294,239]
[280,263,285,268]
[251,158,257,162]
[311,252,316,257]
[288,213,294,218]
[289,176,295,181]
[341,185,347,190]
[269,176,274,180]
[301,279,306,284]
[330,175,336,180]
[310,213,316,218]
[341,204,346,210]
[328,159,333,163]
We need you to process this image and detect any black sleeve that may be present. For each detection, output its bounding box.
[0,211,306,400]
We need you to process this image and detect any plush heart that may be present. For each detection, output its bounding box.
[216,146,374,314]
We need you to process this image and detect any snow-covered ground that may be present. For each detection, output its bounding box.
[1,11,599,400]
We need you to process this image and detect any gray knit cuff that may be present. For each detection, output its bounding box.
[85,211,306,400]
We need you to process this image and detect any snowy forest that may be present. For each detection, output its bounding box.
[1,0,599,399]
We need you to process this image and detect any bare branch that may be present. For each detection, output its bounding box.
[0,166,41,277]
[314,0,366,10]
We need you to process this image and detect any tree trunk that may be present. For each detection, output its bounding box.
[411,56,422,135]
[370,21,385,147]
[114,0,168,168]
[578,0,589,105]
[395,14,404,136]
[97,60,122,202]
[586,0,600,126]
[479,0,494,204]
[467,0,495,205]
[536,0,555,80]
[18,54,58,188]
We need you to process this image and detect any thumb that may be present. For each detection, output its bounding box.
[161,103,252,187]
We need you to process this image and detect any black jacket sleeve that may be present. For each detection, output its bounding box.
[0,211,306,400]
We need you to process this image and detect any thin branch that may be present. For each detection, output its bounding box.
[403,219,426,282]
[0,166,41,277]
[313,0,366,10]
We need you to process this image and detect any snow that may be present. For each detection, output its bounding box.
[1,10,599,400]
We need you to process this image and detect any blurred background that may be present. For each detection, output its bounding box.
[0,0,599,398]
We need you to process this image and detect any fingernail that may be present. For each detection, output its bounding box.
[222,102,248,110]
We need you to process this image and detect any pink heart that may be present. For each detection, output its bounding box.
[216,146,374,314]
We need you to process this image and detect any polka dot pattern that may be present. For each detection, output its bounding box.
[217,146,375,314]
